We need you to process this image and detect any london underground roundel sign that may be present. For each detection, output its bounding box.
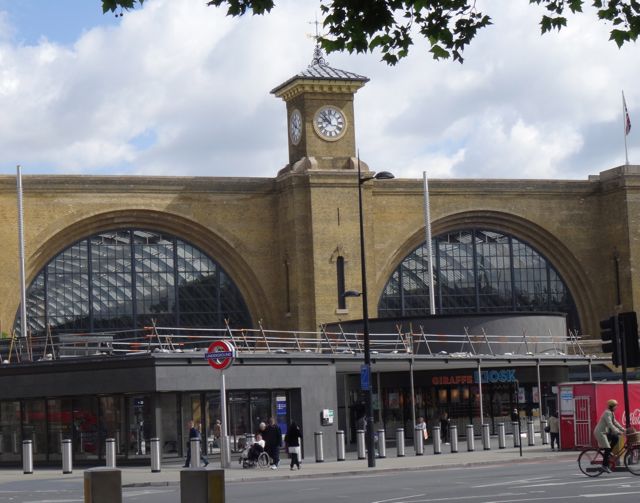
[205,340,236,370]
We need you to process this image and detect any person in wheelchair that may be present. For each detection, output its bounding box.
[240,433,268,468]
[247,433,265,461]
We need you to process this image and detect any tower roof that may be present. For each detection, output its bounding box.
[271,45,369,99]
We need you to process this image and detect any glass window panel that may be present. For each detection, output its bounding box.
[17,229,252,339]
[23,399,47,460]
[72,396,99,461]
[0,401,21,462]
[99,396,126,457]
[378,228,579,331]
[47,398,72,460]
[159,394,180,456]
[228,392,250,453]
[127,395,151,458]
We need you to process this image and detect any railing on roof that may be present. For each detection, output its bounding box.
[0,320,600,363]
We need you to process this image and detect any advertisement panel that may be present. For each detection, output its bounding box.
[558,381,640,449]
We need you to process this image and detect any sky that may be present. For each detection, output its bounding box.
[0,0,637,180]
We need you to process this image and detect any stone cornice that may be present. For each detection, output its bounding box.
[0,175,277,195]
[4,171,638,198]
[273,79,366,101]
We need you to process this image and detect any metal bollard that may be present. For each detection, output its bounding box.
[62,439,72,474]
[482,423,491,450]
[541,420,549,445]
[512,421,520,447]
[450,424,458,453]
[336,430,346,461]
[414,427,424,456]
[356,429,366,459]
[84,468,122,503]
[466,425,475,452]
[527,420,535,446]
[314,432,324,462]
[189,438,200,468]
[498,422,506,449]
[432,426,442,454]
[396,428,405,457]
[106,438,116,468]
[150,437,161,473]
[377,429,386,458]
[22,440,33,474]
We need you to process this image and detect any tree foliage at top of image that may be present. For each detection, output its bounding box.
[101,0,640,64]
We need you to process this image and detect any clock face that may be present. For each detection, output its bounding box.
[289,109,302,145]
[313,106,347,141]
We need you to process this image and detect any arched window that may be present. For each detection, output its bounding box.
[378,229,579,331]
[14,229,252,337]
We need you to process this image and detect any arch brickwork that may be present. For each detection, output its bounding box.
[11,209,272,332]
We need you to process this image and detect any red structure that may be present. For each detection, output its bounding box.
[558,381,640,449]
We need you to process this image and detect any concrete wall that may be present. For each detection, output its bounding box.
[327,312,568,355]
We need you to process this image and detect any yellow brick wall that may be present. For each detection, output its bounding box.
[1,166,639,338]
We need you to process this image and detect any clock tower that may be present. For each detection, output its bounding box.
[271,46,369,173]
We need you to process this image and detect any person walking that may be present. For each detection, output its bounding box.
[440,411,450,444]
[594,399,625,473]
[183,419,209,467]
[285,421,302,470]
[548,412,560,451]
[263,417,283,470]
[213,419,222,448]
[416,416,428,442]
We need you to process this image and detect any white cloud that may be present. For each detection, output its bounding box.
[0,0,637,179]
[0,11,13,41]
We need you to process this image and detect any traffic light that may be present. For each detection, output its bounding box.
[619,311,640,367]
[600,316,621,366]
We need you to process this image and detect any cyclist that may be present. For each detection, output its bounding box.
[594,399,625,472]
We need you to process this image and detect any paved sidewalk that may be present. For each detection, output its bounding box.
[0,442,576,487]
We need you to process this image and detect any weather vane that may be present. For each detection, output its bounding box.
[307,14,327,67]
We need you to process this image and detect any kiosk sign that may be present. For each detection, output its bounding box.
[205,340,236,370]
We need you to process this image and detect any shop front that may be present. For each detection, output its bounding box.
[0,353,338,466]
[341,362,570,440]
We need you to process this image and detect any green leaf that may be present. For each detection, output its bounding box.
[568,0,584,13]
[610,28,629,47]
[430,44,450,60]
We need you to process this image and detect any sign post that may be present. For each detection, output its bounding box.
[205,340,236,469]
[220,371,229,468]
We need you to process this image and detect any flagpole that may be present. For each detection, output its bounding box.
[16,165,28,345]
[623,90,629,165]
[423,172,436,315]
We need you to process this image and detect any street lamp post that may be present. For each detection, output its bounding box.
[347,158,394,468]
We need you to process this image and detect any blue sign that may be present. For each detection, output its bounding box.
[473,369,516,384]
[360,364,370,391]
[204,351,234,359]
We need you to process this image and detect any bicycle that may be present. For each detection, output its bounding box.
[578,431,640,477]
